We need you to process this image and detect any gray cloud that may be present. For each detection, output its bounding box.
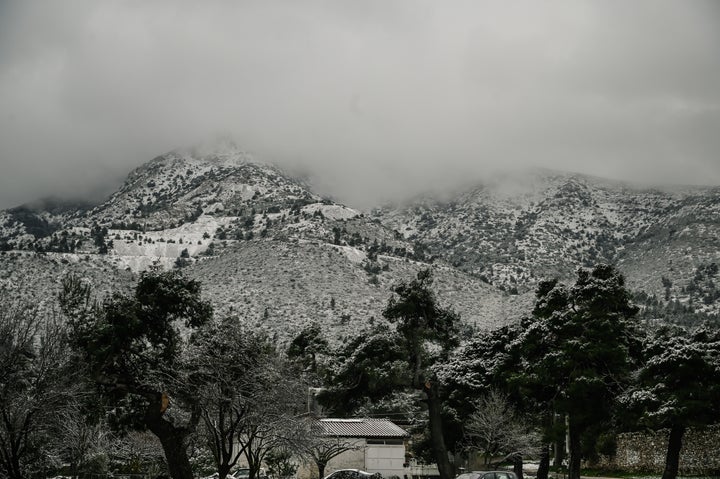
[1,0,719,209]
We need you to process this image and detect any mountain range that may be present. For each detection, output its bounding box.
[2,143,718,344]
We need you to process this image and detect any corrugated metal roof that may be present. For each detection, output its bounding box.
[318,418,409,438]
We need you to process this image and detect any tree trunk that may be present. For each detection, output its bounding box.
[145,410,193,479]
[0,422,23,479]
[661,424,686,479]
[551,414,565,468]
[142,393,195,479]
[424,382,453,479]
[1,449,23,479]
[536,444,550,479]
[567,418,581,479]
[0,439,24,479]
[219,463,232,479]
[152,425,194,479]
[512,457,524,479]
[317,461,327,479]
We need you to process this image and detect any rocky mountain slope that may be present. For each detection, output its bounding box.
[2,147,718,341]
[0,144,531,344]
[373,169,720,316]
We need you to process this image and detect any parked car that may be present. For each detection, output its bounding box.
[456,472,517,479]
[201,473,236,479]
[233,468,267,479]
[323,469,382,479]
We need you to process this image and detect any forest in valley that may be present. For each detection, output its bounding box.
[2,264,719,479]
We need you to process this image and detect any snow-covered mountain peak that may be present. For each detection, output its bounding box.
[74,144,321,230]
[2,153,719,329]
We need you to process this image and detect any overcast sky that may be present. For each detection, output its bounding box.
[1,0,719,209]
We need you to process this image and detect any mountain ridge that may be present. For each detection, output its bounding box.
[1,145,718,343]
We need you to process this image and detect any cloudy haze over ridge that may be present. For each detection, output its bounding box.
[1,0,719,209]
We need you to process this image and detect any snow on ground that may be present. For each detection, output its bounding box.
[109,254,176,273]
[327,243,367,264]
[110,214,234,256]
[302,203,361,221]
[399,223,418,239]
[106,215,242,272]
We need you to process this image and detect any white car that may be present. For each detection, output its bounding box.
[201,473,236,479]
[323,469,382,479]
[456,472,517,479]
[234,468,267,479]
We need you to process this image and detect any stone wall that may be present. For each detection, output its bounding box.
[603,426,720,474]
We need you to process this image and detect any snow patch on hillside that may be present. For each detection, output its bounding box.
[329,244,367,264]
[109,255,176,273]
[109,215,233,259]
[302,203,360,220]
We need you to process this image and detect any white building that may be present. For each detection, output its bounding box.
[317,418,409,479]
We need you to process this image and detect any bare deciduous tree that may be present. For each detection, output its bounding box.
[238,358,307,479]
[112,431,169,476]
[0,299,76,479]
[187,318,307,479]
[301,421,358,479]
[187,318,261,479]
[465,390,540,479]
[49,402,110,477]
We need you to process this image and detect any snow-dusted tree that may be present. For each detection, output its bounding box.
[287,322,329,379]
[187,318,292,479]
[517,264,640,479]
[321,270,459,479]
[111,431,168,476]
[625,325,720,479]
[383,269,459,479]
[265,446,299,479]
[49,402,111,477]
[0,299,77,479]
[318,324,407,416]
[464,390,540,478]
[59,271,213,479]
[439,323,527,457]
[237,358,307,479]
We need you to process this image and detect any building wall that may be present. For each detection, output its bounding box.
[365,444,406,478]
[405,460,439,479]
[326,439,367,473]
[598,426,720,474]
[313,439,406,479]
